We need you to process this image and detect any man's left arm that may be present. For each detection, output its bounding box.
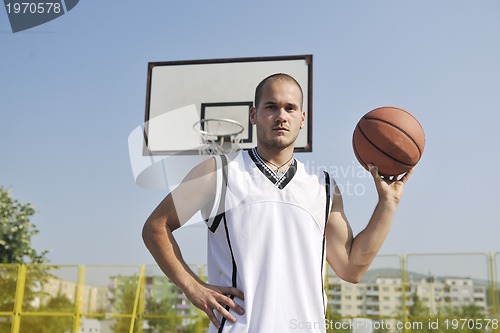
[325,165,413,283]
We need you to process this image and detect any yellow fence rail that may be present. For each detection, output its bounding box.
[0,252,499,333]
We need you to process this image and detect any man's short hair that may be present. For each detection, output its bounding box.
[254,73,303,109]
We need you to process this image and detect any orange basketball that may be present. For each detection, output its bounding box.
[352,106,425,176]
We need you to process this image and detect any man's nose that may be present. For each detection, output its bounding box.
[275,108,287,122]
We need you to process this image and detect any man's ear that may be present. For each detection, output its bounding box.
[250,106,257,125]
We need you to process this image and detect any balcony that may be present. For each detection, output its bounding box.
[366,290,379,296]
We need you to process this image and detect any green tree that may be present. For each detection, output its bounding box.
[111,276,141,333]
[407,292,433,333]
[145,297,183,333]
[0,186,48,264]
[438,304,485,333]
[0,187,51,332]
[20,293,74,333]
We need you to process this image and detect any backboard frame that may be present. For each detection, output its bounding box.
[143,54,313,155]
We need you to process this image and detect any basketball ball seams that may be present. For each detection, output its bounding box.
[355,123,416,167]
[362,116,423,158]
[371,106,423,131]
[353,106,425,176]
[352,134,368,169]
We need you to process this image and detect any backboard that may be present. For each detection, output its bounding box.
[143,55,313,155]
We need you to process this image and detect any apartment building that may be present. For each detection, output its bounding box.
[38,277,107,313]
[413,276,487,313]
[326,275,488,317]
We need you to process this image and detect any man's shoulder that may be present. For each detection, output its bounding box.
[222,150,246,166]
[296,158,331,178]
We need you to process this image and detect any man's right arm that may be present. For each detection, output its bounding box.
[142,158,244,329]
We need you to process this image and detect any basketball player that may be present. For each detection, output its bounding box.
[142,73,412,332]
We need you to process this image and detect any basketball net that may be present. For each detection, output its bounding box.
[193,118,244,156]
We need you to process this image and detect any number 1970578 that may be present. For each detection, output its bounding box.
[444,318,499,330]
[6,2,62,14]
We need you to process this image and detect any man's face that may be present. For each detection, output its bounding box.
[250,79,305,151]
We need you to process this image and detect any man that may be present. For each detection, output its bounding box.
[142,73,412,332]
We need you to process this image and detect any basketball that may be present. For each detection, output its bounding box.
[352,106,425,177]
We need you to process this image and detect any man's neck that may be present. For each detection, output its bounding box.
[255,145,295,166]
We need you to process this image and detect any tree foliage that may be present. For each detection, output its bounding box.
[145,296,183,333]
[436,304,485,333]
[0,187,50,308]
[0,186,48,264]
[0,186,53,332]
[408,291,487,333]
[111,276,141,333]
[407,292,434,333]
[20,293,74,333]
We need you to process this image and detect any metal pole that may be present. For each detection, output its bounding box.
[11,264,27,333]
[401,255,409,333]
[490,252,499,333]
[72,265,85,333]
[137,266,146,333]
[129,265,145,333]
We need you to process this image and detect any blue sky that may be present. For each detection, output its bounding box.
[1,1,500,267]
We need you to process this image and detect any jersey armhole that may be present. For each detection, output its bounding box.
[203,155,228,232]
[323,170,334,220]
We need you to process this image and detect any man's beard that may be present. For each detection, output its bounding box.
[258,132,299,151]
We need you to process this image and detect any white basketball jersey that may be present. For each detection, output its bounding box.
[203,149,333,333]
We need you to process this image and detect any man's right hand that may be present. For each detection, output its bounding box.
[186,282,245,329]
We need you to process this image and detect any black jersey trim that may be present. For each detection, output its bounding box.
[210,154,237,332]
[321,171,331,315]
[249,148,297,190]
[208,155,228,233]
[218,210,238,332]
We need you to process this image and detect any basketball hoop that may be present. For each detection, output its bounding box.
[193,118,244,155]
